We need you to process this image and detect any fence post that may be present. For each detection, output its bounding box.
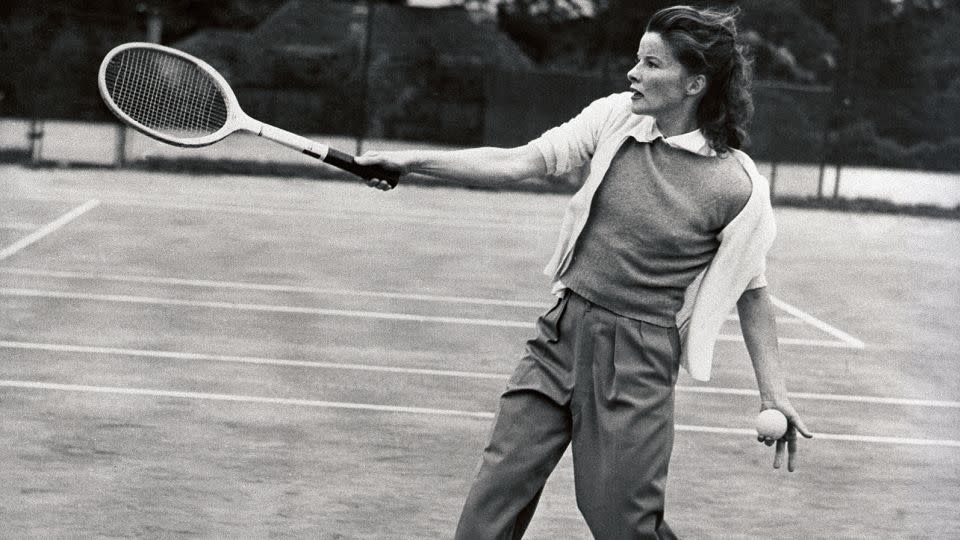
[146,8,162,43]
[816,161,826,199]
[115,124,126,168]
[833,163,842,199]
[817,110,833,199]
[831,97,851,199]
[768,161,778,200]
[356,0,375,155]
[28,118,44,164]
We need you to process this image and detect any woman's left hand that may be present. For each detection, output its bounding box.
[758,400,814,472]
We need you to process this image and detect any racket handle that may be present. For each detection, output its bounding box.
[320,148,401,188]
[253,122,400,187]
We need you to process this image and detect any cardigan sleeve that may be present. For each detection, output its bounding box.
[529,94,620,176]
[679,151,776,381]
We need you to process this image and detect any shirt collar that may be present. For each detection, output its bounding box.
[629,116,716,157]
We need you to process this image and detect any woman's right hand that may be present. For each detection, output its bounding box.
[355,150,417,191]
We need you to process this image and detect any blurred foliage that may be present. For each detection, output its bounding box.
[493,0,957,87]
[237,47,367,135]
[0,0,283,119]
[2,0,960,171]
[374,53,486,145]
[491,0,960,170]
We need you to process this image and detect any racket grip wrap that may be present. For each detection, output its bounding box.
[321,148,400,187]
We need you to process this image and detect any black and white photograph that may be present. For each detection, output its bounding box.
[1,0,958,537]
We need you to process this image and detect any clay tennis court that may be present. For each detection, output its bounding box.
[2,164,958,538]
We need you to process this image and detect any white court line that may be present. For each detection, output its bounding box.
[0,380,495,419]
[0,267,803,324]
[4,340,955,408]
[673,424,960,448]
[726,313,803,325]
[0,195,557,231]
[2,379,958,448]
[717,334,861,348]
[117,198,557,232]
[0,200,100,261]
[0,223,40,231]
[676,384,960,409]
[0,200,870,347]
[0,340,511,381]
[770,296,866,349]
[0,288,850,348]
[123,197,564,231]
[0,268,547,308]
[0,288,534,329]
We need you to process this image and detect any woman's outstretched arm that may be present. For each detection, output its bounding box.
[354,144,548,190]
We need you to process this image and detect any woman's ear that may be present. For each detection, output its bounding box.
[686,74,707,97]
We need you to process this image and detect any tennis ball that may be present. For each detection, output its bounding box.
[756,409,788,439]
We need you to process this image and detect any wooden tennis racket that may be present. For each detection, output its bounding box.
[98,42,400,187]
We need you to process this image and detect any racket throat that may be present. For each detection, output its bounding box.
[253,121,329,161]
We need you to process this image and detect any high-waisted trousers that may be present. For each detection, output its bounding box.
[454,290,681,540]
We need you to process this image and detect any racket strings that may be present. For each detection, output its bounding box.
[104,49,229,139]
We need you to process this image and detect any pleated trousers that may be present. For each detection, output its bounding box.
[455,291,682,540]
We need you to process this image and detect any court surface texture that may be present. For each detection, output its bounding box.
[1,165,958,538]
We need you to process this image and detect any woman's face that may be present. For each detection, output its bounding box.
[627,32,696,118]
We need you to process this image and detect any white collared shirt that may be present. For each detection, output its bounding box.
[528,92,776,381]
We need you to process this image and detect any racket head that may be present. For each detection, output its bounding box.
[98,42,244,147]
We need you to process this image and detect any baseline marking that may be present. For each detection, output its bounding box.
[0,340,510,381]
[3,340,955,408]
[0,379,494,419]
[125,199,562,232]
[717,335,860,348]
[0,195,557,232]
[0,223,40,232]
[0,267,805,324]
[0,267,547,308]
[2,379,957,447]
[0,288,533,329]
[0,200,100,261]
[673,425,960,448]
[675,384,960,409]
[0,288,849,348]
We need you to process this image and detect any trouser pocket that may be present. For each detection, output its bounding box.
[538,292,569,344]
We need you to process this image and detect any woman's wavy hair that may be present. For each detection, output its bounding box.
[646,5,754,154]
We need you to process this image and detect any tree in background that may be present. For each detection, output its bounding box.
[494,0,837,81]
[0,0,284,118]
[818,0,960,169]
[491,0,960,170]
[0,3,135,118]
[2,0,959,170]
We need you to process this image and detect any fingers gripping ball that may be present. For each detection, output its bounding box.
[756,409,788,440]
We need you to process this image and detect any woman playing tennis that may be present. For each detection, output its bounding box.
[358,5,813,539]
